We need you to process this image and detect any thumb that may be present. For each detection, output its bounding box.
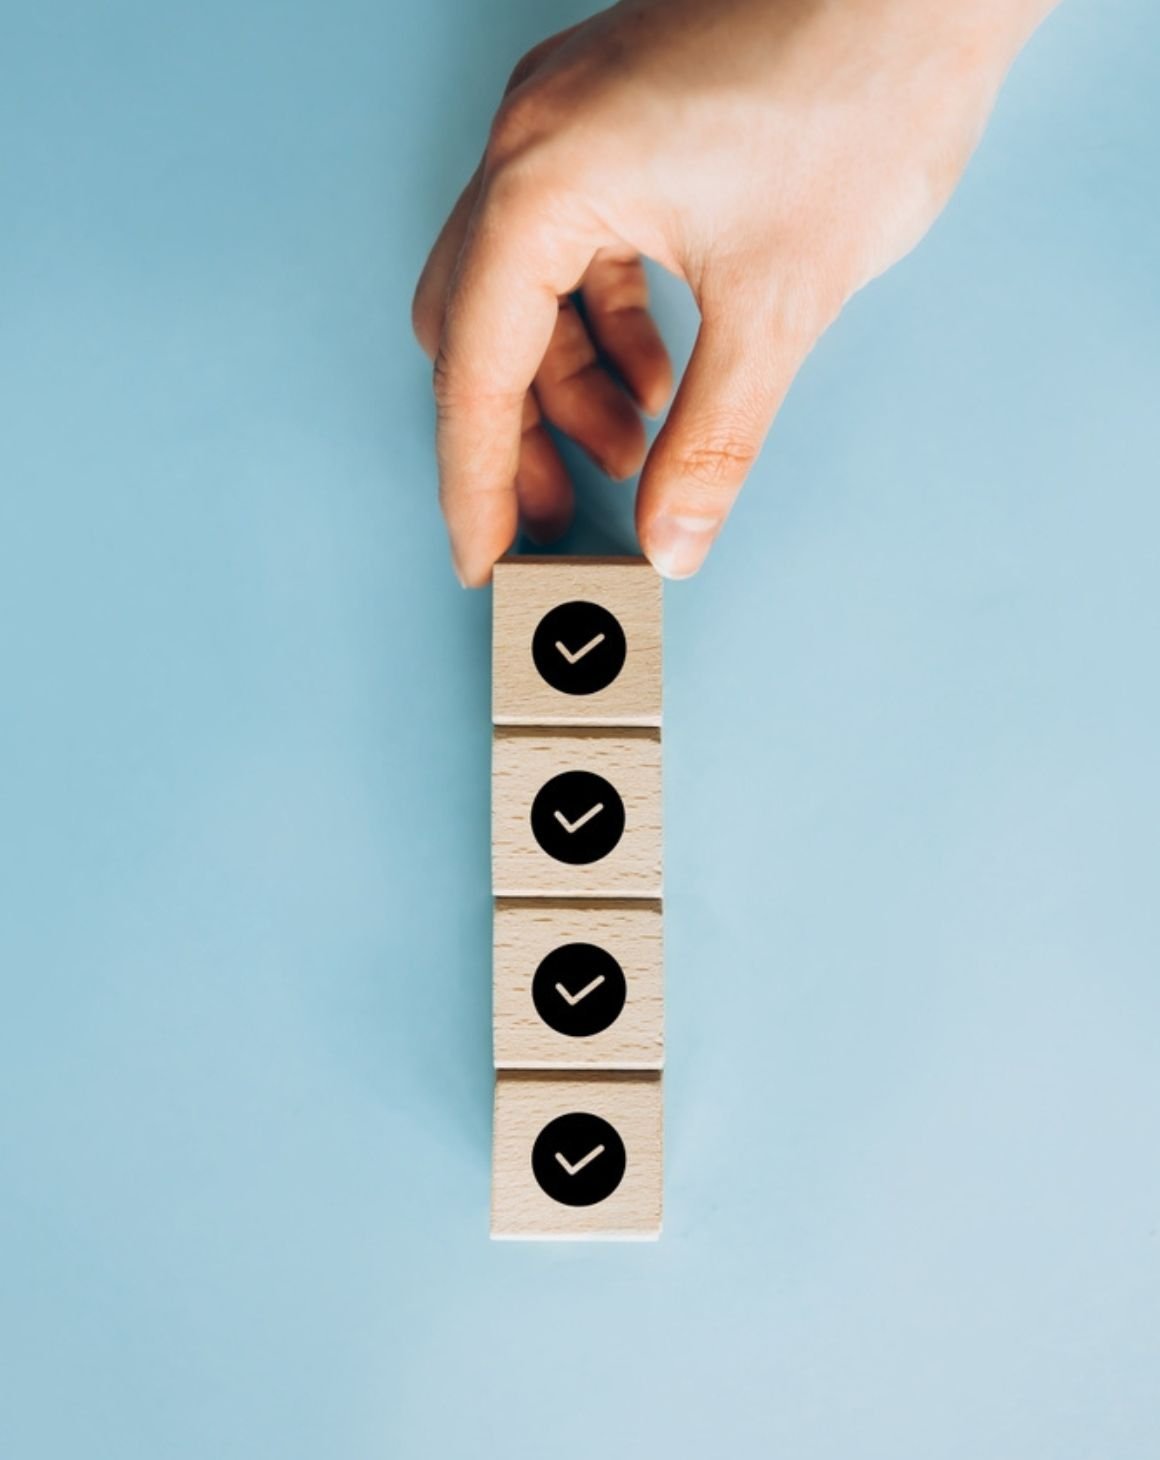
[636,295,818,579]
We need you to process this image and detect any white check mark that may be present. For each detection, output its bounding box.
[555,632,605,665]
[553,803,603,835]
[555,974,606,1006]
[554,1144,605,1177]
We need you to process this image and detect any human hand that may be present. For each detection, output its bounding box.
[413,0,1056,585]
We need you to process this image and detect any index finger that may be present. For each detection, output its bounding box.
[434,177,596,586]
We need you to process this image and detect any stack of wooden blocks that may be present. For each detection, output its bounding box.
[490,556,664,1239]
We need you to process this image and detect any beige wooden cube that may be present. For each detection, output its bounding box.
[494,899,663,1070]
[492,730,662,898]
[492,557,662,727]
[491,1072,663,1239]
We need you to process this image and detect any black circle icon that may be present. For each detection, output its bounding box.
[530,771,625,864]
[531,601,627,696]
[531,943,627,1038]
[531,1112,627,1207]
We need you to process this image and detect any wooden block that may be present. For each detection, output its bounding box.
[494,899,663,1070]
[492,729,662,898]
[492,556,662,727]
[491,1073,663,1239]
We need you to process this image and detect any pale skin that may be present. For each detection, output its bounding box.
[413,0,1060,586]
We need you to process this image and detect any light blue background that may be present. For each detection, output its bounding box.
[2,1,1158,1456]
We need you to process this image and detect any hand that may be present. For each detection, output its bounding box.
[413,0,1056,585]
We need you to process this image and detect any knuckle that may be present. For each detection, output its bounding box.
[485,85,549,171]
[674,432,760,492]
[431,346,524,417]
[430,346,454,407]
[431,347,473,413]
[477,155,537,221]
[503,44,543,97]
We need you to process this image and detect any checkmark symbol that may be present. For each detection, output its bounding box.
[533,1111,625,1205]
[555,632,606,665]
[553,803,603,835]
[555,974,606,1006]
[554,1144,605,1177]
[531,772,624,867]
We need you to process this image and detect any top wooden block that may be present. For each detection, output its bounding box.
[492,557,662,726]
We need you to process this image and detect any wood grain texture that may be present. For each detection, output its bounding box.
[492,556,662,726]
[494,899,664,1070]
[491,1073,663,1240]
[492,729,662,897]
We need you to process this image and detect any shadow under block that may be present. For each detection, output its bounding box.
[492,556,662,727]
[494,899,663,1070]
[491,1073,663,1239]
[492,729,662,898]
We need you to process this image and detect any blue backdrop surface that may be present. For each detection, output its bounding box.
[1,2,1158,1457]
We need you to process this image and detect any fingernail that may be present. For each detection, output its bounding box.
[644,514,718,580]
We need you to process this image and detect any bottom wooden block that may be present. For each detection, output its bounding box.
[491,1073,663,1241]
